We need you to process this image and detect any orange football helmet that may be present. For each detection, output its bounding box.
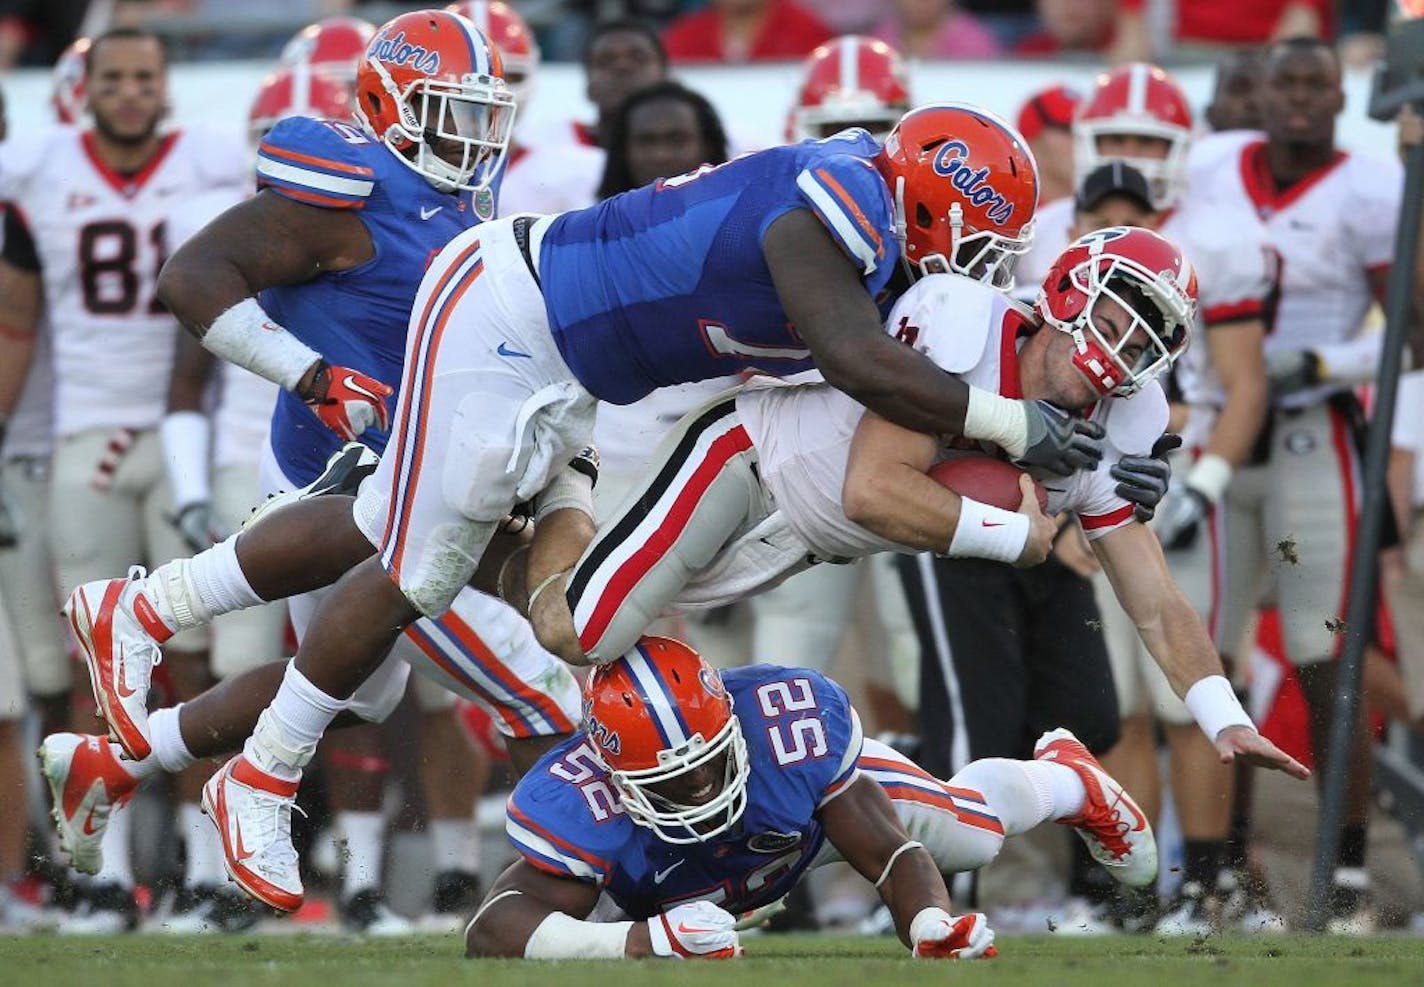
[355,9,515,193]
[874,102,1039,288]
[789,35,910,142]
[1074,63,1194,209]
[445,1,539,105]
[583,637,750,845]
[280,16,377,82]
[249,68,355,146]
[1036,226,1197,397]
[52,36,90,125]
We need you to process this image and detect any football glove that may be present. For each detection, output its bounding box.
[303,362,394,441]
[1017,400,1105,477]
[0,473,17,550]
[1265,349,1322,402]
[170,501,233,553]
[1151,485,1210,551]
[1110,432,1182,523]
[647,901,744,959]
[910,908,997,960]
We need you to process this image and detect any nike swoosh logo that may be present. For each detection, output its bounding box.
[981,520,1005,528]
[420,206,443,220]
[497,341,533,359]
[677,922,718,934]
[653,860,685,884]
[82,804,101,835]
[115,644,137,698]
[341,375,381,403]
[234,815,256,861]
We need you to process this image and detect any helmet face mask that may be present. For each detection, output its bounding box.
[1073,63,1193,210]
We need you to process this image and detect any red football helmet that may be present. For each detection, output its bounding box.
[1074,63,1194,209]
[52,36,90,125]
[1035,226,1197,397]
[583,637,750,845]
[355,10,515,193]
[874,103,1039,288]
[249,68,355,146]
[789,35,910,142]
[445,1,539,105]
[280,16,377,81]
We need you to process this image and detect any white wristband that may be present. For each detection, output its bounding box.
[160,410,212,509]
[1184,674,1254,741]
[524,911,633,959]
[203,297,321,392]
[945,497,1030,564]
[962,388,1028,459]
[1186,453,1232,504]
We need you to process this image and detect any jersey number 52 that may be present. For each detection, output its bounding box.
[756,678,828,766]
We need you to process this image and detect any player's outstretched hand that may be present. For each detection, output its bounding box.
[1111,432,1181,523]
[303,362,394,441]
[911,908,997,960]
[1017,401,1104,477]
[1013,474,1057,569]
[647,900,744,959]
[1215,724,1311,780]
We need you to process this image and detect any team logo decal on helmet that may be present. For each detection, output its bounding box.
[930,140,1017,225]
[367,30,442,74]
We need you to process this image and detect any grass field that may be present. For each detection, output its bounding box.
[2,934,1422,987]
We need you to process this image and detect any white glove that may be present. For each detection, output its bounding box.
[647,900,744,959]
[171,501,234,553]
[910,908,997,960]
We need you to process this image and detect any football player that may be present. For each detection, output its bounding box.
[467,636,1154,959]
[786,36,911,142]
[1181,37,1401,933]
[42,9,582,925]
[61,101,1109,914]
[1015,63,1277,933]
[0,26,249,933]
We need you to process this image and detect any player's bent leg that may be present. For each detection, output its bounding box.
[562,397,766,665]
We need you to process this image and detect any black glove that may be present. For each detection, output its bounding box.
[1152,485,1211,550]
[1110,432,1181,523]
[170,501,232,553]
[1016,400,1105,477]
[0,476,17,550]
[1265,350,1321,402]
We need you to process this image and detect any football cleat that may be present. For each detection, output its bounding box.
[1154,880,1216,936]
[56,882,138,935]
[202,755,305,913]
[63,567,173,760]
[341,889,414,936]
[39,733,139,876]
[243,441,380,532]
[1035,728,1158,889]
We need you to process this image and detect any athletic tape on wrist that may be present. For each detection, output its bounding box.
[908,906,954,944]
[1186,453,1232,504]
[525,911,633,959]
[160,411,213,509]
[1184,674,1254,741]
[946,498,1030,563]
[203,298,321,392]
[963,389,1029,459]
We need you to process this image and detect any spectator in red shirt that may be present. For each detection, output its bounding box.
[663,0,834,63]
[1114,0,1331,61]
[1015,83,1080,203]
[1013,0,1118,57]
[871,0,1002,59]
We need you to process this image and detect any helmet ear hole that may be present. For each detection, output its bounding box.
[915,202,933,229]
[363,91,381,117]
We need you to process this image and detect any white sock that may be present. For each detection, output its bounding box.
[148,705,197,775]
[147,533,262,632]
[180,802,225,888]
[950,758,1085,837]
[243,663,343,782]
[93,798,133,888]
[430,818,479,875]
[338,811,385,897]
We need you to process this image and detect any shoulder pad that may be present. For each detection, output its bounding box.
[883,273,1002,374]
[1096,378,1169,457]
[794,151,894,277]
[255,116,380,209]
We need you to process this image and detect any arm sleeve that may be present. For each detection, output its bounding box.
[255,117,378,210]
[504,769,622,887]
[790,154,894,279]
[1,205,40,272]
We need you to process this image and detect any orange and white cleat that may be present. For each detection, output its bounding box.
[38,733,139,875]
[1034,727,1158,888]
[63,566,173,760]
[202,755,305,913]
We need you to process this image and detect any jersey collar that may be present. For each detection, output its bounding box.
[1239,138,1348,219]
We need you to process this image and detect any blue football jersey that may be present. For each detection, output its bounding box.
[254,117,495,485]
[537,132,900,405]
[505,665,864,919]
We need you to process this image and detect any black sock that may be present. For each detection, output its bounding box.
[1183,839,1224,889]
[1223,810,1251,872]
[1337,824,1367,871]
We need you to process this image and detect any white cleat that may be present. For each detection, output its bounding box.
[1034,728,1158,889]
[38,733,139,876]
[202,754,305,913]
[63,567,173,761]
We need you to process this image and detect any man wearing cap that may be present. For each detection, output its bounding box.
[1016,84,1080,204]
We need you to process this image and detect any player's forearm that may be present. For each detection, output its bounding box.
[1202,337,1269,471]
[1136,586,1227,699]
[467,904,646,959]
[818,332,971,437]
[0,329,35,420]
[877,848,953,949]
[843,462,962,551]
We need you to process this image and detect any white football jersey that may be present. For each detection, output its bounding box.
[0,198,54,460]
[2,126,248,437]
[736,274,1167,560]
[1199,138,1400,409]
[498,142,604,216]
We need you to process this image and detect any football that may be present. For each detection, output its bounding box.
[929,453,1049,512]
